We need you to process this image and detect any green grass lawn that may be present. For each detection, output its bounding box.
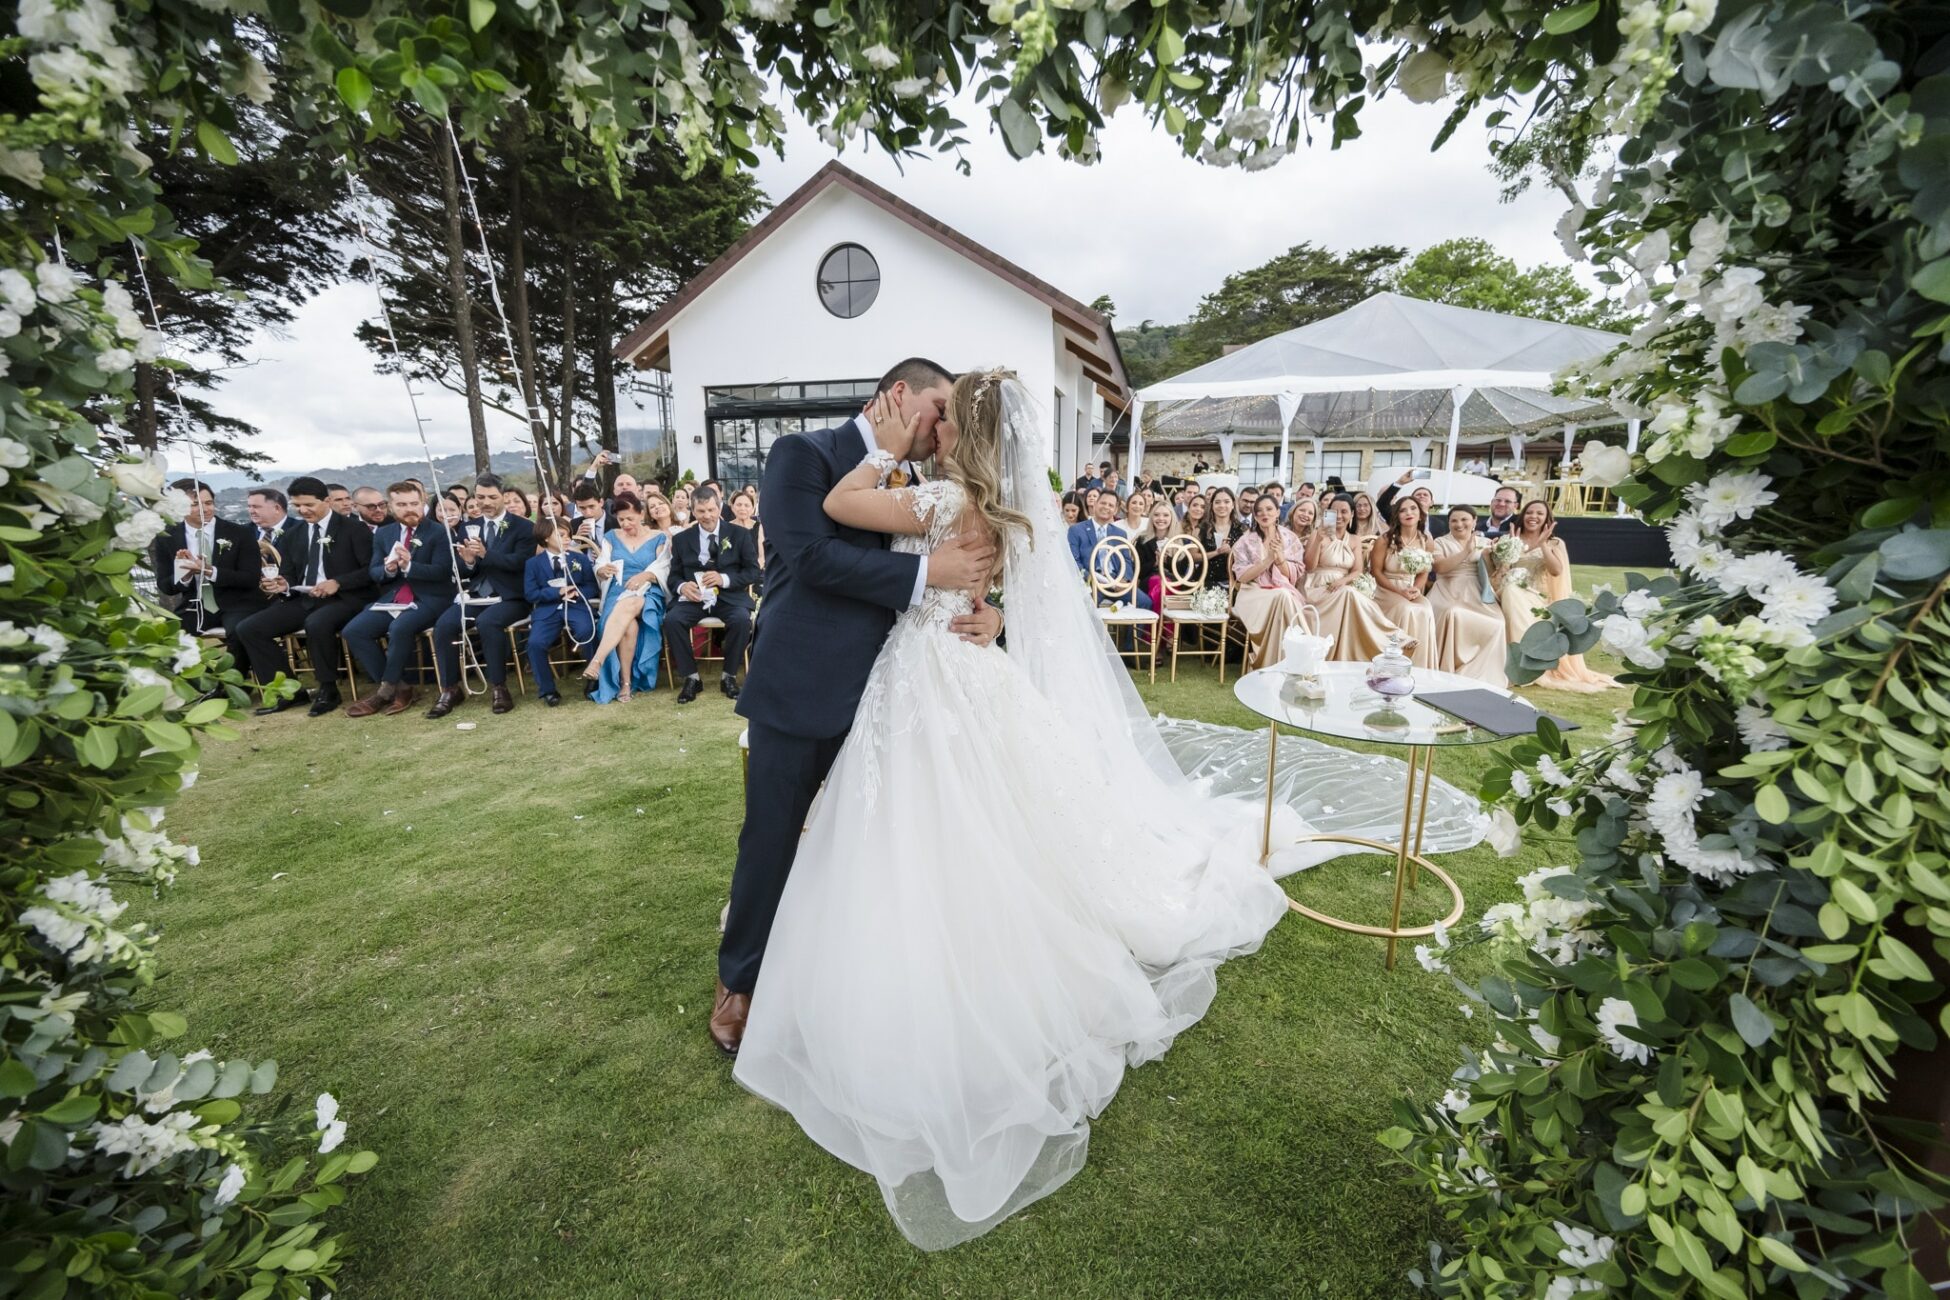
[133,569,1651,1299]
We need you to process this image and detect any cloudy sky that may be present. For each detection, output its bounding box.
[182,92,1576,478]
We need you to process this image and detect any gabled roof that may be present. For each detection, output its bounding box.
[613,160,1129,407]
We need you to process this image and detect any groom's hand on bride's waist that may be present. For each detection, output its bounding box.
[949,597,1002,647]
[927,531,995,593]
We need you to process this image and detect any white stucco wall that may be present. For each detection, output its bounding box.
[662,184,1065,482]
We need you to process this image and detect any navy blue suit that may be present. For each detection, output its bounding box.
[723,419,922,994]
[522,549,599,697]
[340,518,458,688]
[1068,519,1150,609]
[433,512,534,688]
[233,511,374,697]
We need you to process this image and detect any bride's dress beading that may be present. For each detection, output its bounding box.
[731,469,1325,1248]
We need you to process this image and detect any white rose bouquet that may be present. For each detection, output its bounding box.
[1191,586,1229,618]
[1350,573,1377,596]
[1499,567,1532,592]
[1397,547,1432,575]
[1492,535,1525,566]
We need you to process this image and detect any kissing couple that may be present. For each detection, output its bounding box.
[713,357,1329,1248]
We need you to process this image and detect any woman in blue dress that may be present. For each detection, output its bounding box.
[577,492,670,703]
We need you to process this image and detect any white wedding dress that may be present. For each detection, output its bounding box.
[733,397,1342,1248]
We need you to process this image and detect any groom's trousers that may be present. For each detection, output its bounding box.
[721,719,847,994]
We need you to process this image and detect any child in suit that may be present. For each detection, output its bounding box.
[522,516,601,705]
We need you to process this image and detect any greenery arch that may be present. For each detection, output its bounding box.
[2,0,1944,1294]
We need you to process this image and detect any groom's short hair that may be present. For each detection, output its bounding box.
[876,357,954,395]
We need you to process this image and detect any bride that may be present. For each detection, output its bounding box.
[732,371,1328,1249]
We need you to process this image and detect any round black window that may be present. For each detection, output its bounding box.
[817,243,880,319]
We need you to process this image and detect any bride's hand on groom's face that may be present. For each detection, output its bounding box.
[865,393,925,459]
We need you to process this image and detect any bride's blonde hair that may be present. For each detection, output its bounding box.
[942,369,1033,570]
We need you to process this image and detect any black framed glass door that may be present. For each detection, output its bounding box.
[705,379,878,492]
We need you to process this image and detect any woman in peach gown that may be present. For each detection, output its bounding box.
[1490,501,1619,692]
[1368,496,1439,669]
[1304,495,1400,664]
[1427,505,1509,685]
[1231,494,1310,670]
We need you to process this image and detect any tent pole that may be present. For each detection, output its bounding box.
[1561,422,1576,471]
[1444,386,1467,508]
[1618,417,1641,516]
[1127,398,1146,483]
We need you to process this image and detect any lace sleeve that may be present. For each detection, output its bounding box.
[860,448,899,484]
[908,479,964,548]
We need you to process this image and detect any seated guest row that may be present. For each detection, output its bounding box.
[152,474,761,720]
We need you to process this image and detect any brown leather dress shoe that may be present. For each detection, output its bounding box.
[343,691,388,719]
[491,685,514,714]
[709,980,750,1057]
[383,686,418,715]
[425,686,465,719]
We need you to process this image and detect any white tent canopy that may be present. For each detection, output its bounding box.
[1128,292,1629,484]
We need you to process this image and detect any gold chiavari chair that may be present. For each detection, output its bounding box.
[1156,535,1229,682]
[1087,535,1160,683]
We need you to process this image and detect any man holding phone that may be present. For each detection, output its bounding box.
[234,475,374,716]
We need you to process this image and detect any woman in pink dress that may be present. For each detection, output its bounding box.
[1231,494,1310,670]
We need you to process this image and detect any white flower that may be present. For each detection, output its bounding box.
[1458,1003,1475,1019]
[1531,1024,1562,1057]
[1485,807,1522,857]
[34,261,80,304]
[1599,614,1666,669]
[1535,754,1572,789]
[1544,1279,1604,1300]
[96,347,135,374]
[114,507,167,555]
[1737,301,1811,347]
[23,906,92,958]
[0,148,45,189]
[171,631,202,673]
[861,43,901,71]
[988,0,1017,22]
[1414,944,1450,973]
[1672,271,1704,301]
[1223,104,1274,142]
[238,53,275,104]
[1685,470,1777,529]
[890,76,927,99]
[1631,229,1670,273]
[0,269,34,315]
[108,456,166,500]
[26,624,68,665]
[319,1120,347,1154]
[0,437,30,471]
[1758,573,1836,629]
[557,45,601,89]
[1439,1088,1470,1116]
[89,1111,200,1177]
[0,309,20,341]
[1396,48,1451,104]
[0,565,12,584]
[1595,997,1653,1064]
[315,1093,339,1130]
[1645,768,1704,827]
[1619,590,1661,622]
[1555,203,1589,262]
[1579,442,1633,488]
[1701,266,1766,324]
[1736,703,1790,752]
[1555,1220,1617,1268]
[747,0,795,19]
[1509,769,1534,799]
[213,1161,247,1208]
[1688,214,1730,272]
[1546,798,1574,817]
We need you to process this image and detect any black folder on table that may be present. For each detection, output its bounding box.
[1417,689,1581,738]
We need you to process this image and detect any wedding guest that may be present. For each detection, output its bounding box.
[351,487,389,531]
[1181,491,1209,540]
[341,482,460,716]
[1121,489,1154,540]
[234,475,375,716]
[1101,467,1122,498]
[537,490,567,522]
[1200,486,1244,588]
[504,487,533,519]
[647,494,679,536]
[671,485,694,526]
[462,492,484,521]
[1238,487,1259,519]
[1231,494,1309,670]
[612,472,641,502]
[1350,490,1382,537]
[1428,505,1508,685]
[442,484,469,515]
[1303,494,1398,663]
[1369,496,1439,668]
[247,487,302,557]
[1375,470,1437,523]
[523,516,600,706]
[1287,496,1318,537]
[1135,500,1182,611]
[150,479,247,641]
[1491,501,1619,692]
[1060,494,1082,526]
[325,484,353,517]
[428,475,535,718]
[433,496,464,538]
[1068,490,1143,606]
[664,489,759,703]
[1478,485,1523,538]
[1082,486,1102,516]
[575,493,670,703]
[571,480,614,548]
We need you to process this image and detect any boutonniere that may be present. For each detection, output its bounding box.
[321,535,336,550]
[719,538,733,555]
[410,536,424,549]
[214,538,232,554]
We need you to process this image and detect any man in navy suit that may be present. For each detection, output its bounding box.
[233,475,375,716]
[710,358,1002,1057]
[1067,490,1149,609]
[664,487,762,704]
[428,474,535,718]
[341,482,459,717]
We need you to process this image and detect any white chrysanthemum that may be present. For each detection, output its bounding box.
[89,1112,200,1177]
[1736,703,1790,752]
[1684,470,1777,529]
[861,43,901,71]
[22,906,92,958]
[1737,301,1811,347]
[0,268,34,315]
[1509,769,1533,798]
[1759,574,1836,629]
[26,624,68,665]
[1645,768,1705,828]
[1701,266,1766,324]
[1535,754,1572,788]
[34,261,79,304]
[1595,997,1653,1064]
[1718,549,1798,597]
[747,0,795,19]
[890,76,927,99]
[1687,213,1730,272]
[42,871,126,923]
[213,1161,247,1208]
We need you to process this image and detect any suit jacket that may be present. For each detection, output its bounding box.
[735,421,923,740]
[150,520,218,606]
[368,518,459,605]
[667,520,760,613]
[1477,512,1520,539]
[523,549,599,607]
[1068,519,1130,573]
[456,512,535,602]
[276,511,375,604]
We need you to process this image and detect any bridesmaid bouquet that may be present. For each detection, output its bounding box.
[1498,568,1532,592]
[1397,548,1432,575]
[1350,574,1378,596]
[1191,586,1229,618]
[1492,535,1525,566]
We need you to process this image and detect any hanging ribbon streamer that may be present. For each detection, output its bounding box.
[126,238,219,614]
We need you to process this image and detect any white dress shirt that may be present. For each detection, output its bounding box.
[853,414,927,609]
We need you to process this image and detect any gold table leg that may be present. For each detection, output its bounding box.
[1260,719,1278,865]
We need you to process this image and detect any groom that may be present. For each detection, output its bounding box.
[711,357,1003,1056]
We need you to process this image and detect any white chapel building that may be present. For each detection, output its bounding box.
[613,161,1130,491]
